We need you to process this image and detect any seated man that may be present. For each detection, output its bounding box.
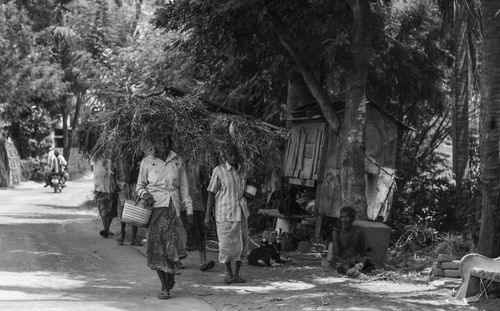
[325,206,373,275]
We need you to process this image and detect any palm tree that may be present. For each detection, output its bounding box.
[476,0,500,257]
[450,2,480,186]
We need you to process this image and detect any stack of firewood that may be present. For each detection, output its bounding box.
[431,254,461,278]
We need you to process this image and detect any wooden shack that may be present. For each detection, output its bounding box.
[283,102,408,221]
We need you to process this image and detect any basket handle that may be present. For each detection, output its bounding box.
[135,195,142,205]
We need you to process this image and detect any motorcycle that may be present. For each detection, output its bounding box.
[50,173,63,193]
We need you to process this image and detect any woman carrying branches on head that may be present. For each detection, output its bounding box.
[136,133,193,300]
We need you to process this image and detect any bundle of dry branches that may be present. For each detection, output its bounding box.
[89,92,285,182]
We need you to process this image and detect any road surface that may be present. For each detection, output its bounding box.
[0,175,214,311]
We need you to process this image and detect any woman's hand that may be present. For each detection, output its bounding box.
[143,192,155,207]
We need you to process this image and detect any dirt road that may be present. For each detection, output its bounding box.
[0,175,214,311]
[0,176,493,311]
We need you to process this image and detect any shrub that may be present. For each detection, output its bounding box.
[20,156,49,182]
[390,141,481,241]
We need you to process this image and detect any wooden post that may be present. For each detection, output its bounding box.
[313,124,331,242]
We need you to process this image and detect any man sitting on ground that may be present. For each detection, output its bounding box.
[325,206,373,276]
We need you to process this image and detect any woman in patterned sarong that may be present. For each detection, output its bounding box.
[136,134,193,300]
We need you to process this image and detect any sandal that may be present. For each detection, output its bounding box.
[157,291,170,300]
[99,230,109,238]
[224,276,233,285]
[178,261,185,269]
[107,231,114,236]
[199,261,215,272]
[232,276,246,283]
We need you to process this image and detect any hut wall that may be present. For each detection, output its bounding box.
[364,106,398,220]
[365,106,398,169]
[283,122,326,181]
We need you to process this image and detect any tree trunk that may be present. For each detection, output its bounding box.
[477,0,500,257]
[286,78,298,129]
[273,0,371,218]
[0,139,10,187]
[68,93,83,161]
[131,0,142,36]
[272,15,342,134]
[452,4,471,186]
[61,105,70,161]
[339,0,371,218]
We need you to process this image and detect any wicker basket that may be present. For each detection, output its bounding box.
[122,199,152,228]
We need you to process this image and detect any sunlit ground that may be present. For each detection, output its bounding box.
[0,216,95,225]
[10,250,63,256]
[302,308,383,311]
[0,204,97,225]
[199,279,316,294]
[311,276,348,285]
[0,271,134,301]
[350,281,435,293]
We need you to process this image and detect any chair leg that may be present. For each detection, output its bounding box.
[465,276,480,298]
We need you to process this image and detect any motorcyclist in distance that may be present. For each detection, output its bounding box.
[44,150,69,187]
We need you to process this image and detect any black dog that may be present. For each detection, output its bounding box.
[248,239,286,267]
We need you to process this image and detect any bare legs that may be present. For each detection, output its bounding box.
[224,262,233,283]
[157,270,168,291]
[155,268,175,299]
[199,250,207,265]
[99,215,113,238]
[156,270,169,299]
[117,222,139,245]
[224,260,245,284]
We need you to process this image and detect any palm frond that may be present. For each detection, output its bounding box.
[51,26,77,48]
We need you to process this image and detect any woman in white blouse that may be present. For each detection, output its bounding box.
[136,134,193,300]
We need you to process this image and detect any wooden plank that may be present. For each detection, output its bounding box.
[289,128,300,177]
[304,144,314,158]
[306,128,316,144]
[304,179,316,187]
[300,158,314,179]
[285,128,300,176]
[283,133,293,176]
[294,128,306,177]
[289,177,304,186]
[315,124,329,181]
[312,128,322,178]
